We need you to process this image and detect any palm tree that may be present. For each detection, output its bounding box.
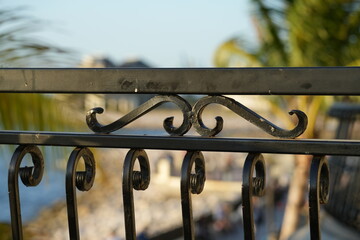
[0,6,75,130]
[0,6,77,238]
[214,0,360,239]
[215,0,360,68]
[0,6,73,67]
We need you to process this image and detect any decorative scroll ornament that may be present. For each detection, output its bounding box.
[87,94,308,138]
[180,151,206,240]
[86,95,192,136]
[242,153,266,240]
[66,147,96,240]
[309,155,329,240]
[8,145,44,240]
[123,149,151,240]
[192,95,308,138]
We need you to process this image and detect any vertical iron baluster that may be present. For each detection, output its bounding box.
[66,147,96,240]
[122,149,150,240]
[242,153,266,240]
[8,145,44,240]
[309,155,329,240]
[180,151,206,240]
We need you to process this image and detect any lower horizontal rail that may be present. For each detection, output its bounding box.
[0,131,359,156]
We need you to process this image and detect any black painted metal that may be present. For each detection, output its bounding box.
[65,147,96,240]
[180,151,206,240]
[242,153,266,240]
[192,95,307,137]
[0,67,360,95]
[309,155,329,240]
[1,67,359,239]
[87,95,192,135]
[8,145,44,240]
[122,149,150,240]
[328,102,360,139]
[328,102,360,119]
[325,103,360,231]
[87,94,307,138]
[0,130,359,156]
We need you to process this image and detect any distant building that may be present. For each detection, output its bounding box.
[119,59,150,68]
[79,55,154,113]
[78,56,270,118]
[78,55,117,68]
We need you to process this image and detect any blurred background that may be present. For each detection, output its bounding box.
[0,0,359,239]
[0,0,254,68]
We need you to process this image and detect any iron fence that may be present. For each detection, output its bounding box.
[1,67,360,240]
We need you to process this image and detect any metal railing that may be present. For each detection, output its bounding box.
[1,67,360,240]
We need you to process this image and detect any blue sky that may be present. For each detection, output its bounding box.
[3,0,255,67]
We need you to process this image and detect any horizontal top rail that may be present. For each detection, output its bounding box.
[0,67,359,95]
[0,130,359,156]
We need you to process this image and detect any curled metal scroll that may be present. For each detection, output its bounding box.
[66,147,96,240]
[86,95,192,136]
[242,153,266,240]
[180,151,206,240]
[123,149,150,240]
[192,95,308,138]
[309,155,329,240]
[8,145,44,240]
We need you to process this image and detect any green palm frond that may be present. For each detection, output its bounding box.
[0,6,77,130]
[214,2,360,238]
[252,0,288,65]
[348,59,360,66]
[214,0,360,134]
[214,38,262,67]
[0,93,79,131]
[0,6,75,67]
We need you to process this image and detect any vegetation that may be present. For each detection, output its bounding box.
[214,0,360,239]
[0,6,72,67]
[215,0,360,68]
[0,6,74,130]
[0,222,11,240]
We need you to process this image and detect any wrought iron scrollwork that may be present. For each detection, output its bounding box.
[66,147,96,240]
[86,95,192,136]
[180,151,206,240]
[122,149,151,240]
[242,153,266,240]
[309,155,329,240]
[87,94,307,138]
[8,145,44,240]
[192,95,308,138]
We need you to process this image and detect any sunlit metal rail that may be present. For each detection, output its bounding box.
[1,67,360,240]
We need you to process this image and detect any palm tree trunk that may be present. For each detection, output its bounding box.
[279,155,310,239]
[280,97,323,239]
